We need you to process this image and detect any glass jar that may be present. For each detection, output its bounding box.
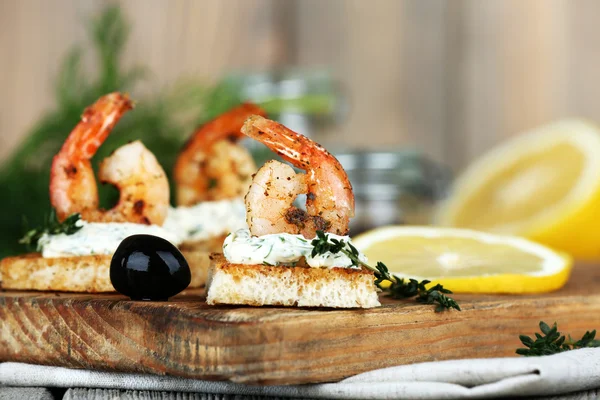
[335,150,452,235]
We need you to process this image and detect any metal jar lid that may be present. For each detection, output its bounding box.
[334,150,452,233]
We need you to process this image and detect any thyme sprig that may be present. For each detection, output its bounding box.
[517,321,600,356]
[311,231,460,312]
[19,211,82,250]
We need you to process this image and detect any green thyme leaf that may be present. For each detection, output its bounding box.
[310,230,460,312]
[517,321,600,356]
[208,178,218,189]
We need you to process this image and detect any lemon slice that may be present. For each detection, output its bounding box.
[352,226,572,294]
[436,119,600,260]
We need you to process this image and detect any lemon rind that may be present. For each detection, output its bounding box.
[436,119,600,237]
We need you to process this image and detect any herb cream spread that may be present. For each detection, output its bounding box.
[223,228,367,268]
[39,221,181,258]
[163,198,247,243]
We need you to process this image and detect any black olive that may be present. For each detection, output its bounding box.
[110,234,191,301]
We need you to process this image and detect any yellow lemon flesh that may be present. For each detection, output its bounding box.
[352,226,572,294]
[436,119,600,260]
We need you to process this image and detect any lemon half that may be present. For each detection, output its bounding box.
[352,226,572,294]
[437,119,600,259]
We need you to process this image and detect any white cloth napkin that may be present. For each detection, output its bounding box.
[2,348,599,399]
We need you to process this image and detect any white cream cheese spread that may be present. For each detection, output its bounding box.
[39,220,181,258]
[223,228,367,268]
[162,198,247,243]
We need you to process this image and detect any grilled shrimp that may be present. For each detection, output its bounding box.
[242,115,354,238]
[173,103,267,206]
[49,92,170,225]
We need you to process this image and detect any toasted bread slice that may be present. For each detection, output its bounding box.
[183,248,211,288]
[0,248,210,293]
[0,253,115,292]
[177,235,227,288]
[206,253,381,308]
[178,235,226,253]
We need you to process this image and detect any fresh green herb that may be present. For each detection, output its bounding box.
[263,261,274,266]
[208,178,218,189]
[310,231,460,312]
[517,321,600,356]
[188,227,202,237]
[383,278,459,311]
[19,211,82,250]
[416,283,460,312]
[264,245,274,259]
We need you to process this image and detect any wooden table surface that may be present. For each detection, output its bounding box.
[1,263,599,385]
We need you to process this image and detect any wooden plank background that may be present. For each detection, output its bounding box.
[1,0,599,171]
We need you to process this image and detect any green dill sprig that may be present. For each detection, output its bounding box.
[517,321,600,356]
[19,211,82,251]
[310,231,460,312]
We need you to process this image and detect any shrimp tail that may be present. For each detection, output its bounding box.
[242,116,355,237]
[50,93,133,222]
[173,103,267,206]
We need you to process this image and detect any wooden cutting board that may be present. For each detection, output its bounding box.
[1,264,599,385]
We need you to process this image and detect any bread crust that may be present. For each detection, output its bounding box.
[206,253,381,308]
